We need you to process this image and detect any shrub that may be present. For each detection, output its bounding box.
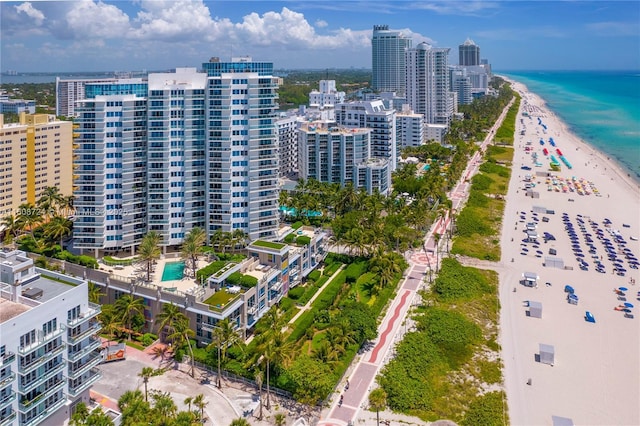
[432,258,493,302]
[288,309,316,343]
[279,297,295,311]
[345,261,367,283]
[323,262,341,276]
[308,270,321,282]
[461,391,507,426]
[292,221,303,230]
[240,274,258,288]
[296,235,311,246]
[141,333,158,347]
[471,174,494,191]
[284,233,296,244]
[287,287,305,300]
[196,260,228,281]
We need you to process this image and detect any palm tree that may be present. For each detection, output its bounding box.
[138,367,164,401]
[181,227,206,278]
[433,232,441,272]
[87,281,104,304]
[369,388,387,426]
[99,304,122,344]
[231,229,248,251]
[229,419,250,426]
[274,413,286,426]
[168,317,196,378]
[16,202,42,238]
[155,303,186,341]
[137,231,161,281]
[1,214,20,242]
[43,215,72,248]
[193,393,208,423]
[118,389,145,412]
[151,391,178,420]
[114,294,145,341]
[207,318,240,388]
[183,396,193,413]
[254,370,263,420]
[37,186,63,219]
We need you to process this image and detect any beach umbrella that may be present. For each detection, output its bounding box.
[624,303,634,308]
[619,287,629,292]
[622,308,632,313]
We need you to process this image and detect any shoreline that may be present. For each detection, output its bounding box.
[497,74,640,189]
[498,79,640,425]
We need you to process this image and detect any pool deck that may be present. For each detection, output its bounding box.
[109,256,209,293]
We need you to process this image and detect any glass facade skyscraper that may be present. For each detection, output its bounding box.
[459,38,481,66]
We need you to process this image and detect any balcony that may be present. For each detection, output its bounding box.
[18,378,65,413]
[0,351,15,367]
[19,364,64,394]
[0,373,15,388]
[19,392,66,426]
[0,393,16,412]
[67,322,102,345]
[67,351,103,380]
[67,303,101,327]
[19,344,65,376]
[0,411,16,426]
[67,368,102,397]
[67,337,102,363]
[18,326,66,355]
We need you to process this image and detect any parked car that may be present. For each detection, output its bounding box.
[521,165,532,170]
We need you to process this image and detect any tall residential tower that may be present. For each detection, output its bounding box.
[372,25,412,94]
[459,38,480,66]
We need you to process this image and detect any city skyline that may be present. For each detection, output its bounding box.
[1,1,639,73]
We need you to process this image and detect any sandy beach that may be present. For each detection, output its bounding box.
[499,80,640,425]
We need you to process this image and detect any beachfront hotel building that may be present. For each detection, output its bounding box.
[202,57,280,241]
[0,249,102,426]
[458,38,481,66]
[0,113,73,218]
[372,25,412,94]
[55,78,117,118]
[73,79,149,255]
[308,80,345,109]
[405,43,455,126]
[396,106,425,148]
[335,100,398,172]
[298,121,390,195]
[146,69,208,246]
[72,58,280,254]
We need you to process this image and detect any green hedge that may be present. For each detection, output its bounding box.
[287,287,305,300]
[225,272,258,288]
[344,261,367,283]
[196,260,227,281]
[323,262,341,276]
[103,256,138,266]
[308,270,321,282]
[292,221,303,230]
[284,233,296,244]
[296,235,311,246]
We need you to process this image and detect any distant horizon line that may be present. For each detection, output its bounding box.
[2,68,639,76]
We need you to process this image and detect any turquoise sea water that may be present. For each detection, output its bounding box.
[501,71,640,181]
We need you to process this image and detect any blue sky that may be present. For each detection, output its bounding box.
[1,1,638,72]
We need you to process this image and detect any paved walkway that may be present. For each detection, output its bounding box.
[318,97,516,426]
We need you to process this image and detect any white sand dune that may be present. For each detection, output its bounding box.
[499,80,640,426]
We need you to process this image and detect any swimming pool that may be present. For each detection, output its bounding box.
[423,164,431,171]
[161,261,184,281]
[279,206,322,217]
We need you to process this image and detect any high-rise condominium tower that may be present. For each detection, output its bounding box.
[406,43,454,126]
[459,38,480,66]
[372,25,412,94]
[202,57,280,241]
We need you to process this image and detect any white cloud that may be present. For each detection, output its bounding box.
[131,0,217,40]
[65,1,130,39]
[410,1,500,16]
[315,19,328,28]
[14,2,45,26]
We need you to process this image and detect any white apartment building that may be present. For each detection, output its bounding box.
[55,78,116,117]
[372,25,412,94]
[202,57,280,241]
[276,115,301,178]
[396,106,425,148]
[335,100,398,172]
[74,82,148,256]
[147,69,207,246]
[451,68,473,105]
[0,250,102,426]
[406,43,454,126]
[298,122,389,194]
[308,80,345,109]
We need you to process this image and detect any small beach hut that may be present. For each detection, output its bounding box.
[544,256,565,269]
[551,416,574,426]
[539,344,555,365]
[529,301,542,318]
[523,271,539,287]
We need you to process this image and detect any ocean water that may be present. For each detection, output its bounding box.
[501,70,640,181]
